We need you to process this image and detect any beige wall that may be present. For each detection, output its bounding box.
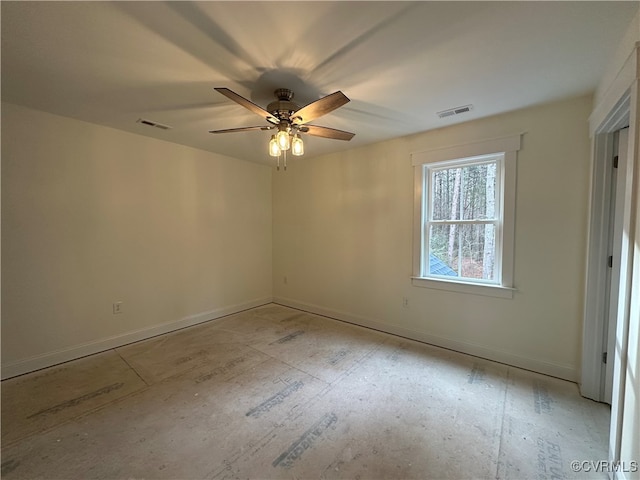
[0,96,595,383]
[273,95,593,381]
[1,103,272,377]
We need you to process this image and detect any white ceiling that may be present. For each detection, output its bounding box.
[2,1,638,165]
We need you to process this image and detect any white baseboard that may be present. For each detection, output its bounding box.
[4,296,578,382]
[273,296,578,382]
[1,297,273,380]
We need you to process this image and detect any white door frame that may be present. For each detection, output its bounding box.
[582,94,631,403]
[605,127,628,405]
[582,42,638,475]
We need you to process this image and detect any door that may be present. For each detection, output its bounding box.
[603,127,628,404]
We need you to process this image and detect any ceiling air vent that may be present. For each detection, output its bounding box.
[136,118,172,130]
[437,104,474,119]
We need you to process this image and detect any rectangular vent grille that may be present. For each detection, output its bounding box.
[136,118,172,130]
[437,104,474,119]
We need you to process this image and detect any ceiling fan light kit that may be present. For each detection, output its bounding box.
[210,87,354,169]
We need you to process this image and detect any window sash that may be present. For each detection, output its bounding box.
[422,221,502,284]
[427,158,501,222]
[421,156,504,284]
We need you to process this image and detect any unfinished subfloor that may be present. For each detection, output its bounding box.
[1,304,610,479]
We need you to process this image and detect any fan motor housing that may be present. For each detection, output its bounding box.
[267,88,299,119]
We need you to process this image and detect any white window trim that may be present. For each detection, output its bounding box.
[411,134,522,299]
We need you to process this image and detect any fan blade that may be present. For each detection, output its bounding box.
[209,125,273,134]
[299,125,355,141]
[291,91,350,125]
[214,87,279,125]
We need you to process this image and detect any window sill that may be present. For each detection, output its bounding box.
[411,276,515,299]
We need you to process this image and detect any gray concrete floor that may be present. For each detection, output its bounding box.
[1,304,610,479]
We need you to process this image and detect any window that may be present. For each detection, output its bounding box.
[425,155,501,282]
[412,135,521,298]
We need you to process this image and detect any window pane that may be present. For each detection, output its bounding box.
[428,224,459,277]
[458,224,496,280]
[431,161,497,221]
[431,168,462,221]
[461,162,497,220]
[428,223,496,281]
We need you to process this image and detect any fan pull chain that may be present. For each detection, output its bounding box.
[276,155,280,171]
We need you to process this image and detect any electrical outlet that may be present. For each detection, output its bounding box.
[402,297,409,308]
[113,302,123,314]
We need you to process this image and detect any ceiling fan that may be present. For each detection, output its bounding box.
[209,87,355,164]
